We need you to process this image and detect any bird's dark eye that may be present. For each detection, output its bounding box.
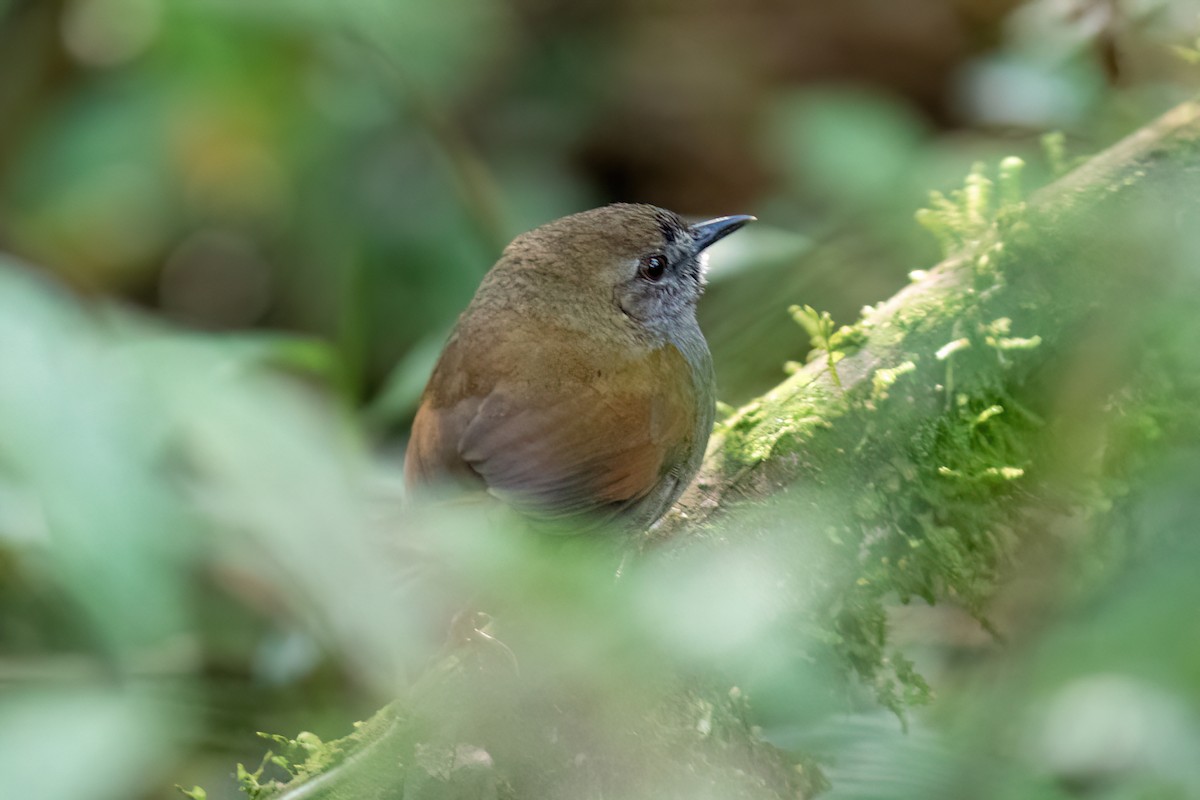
[640,254,668,281]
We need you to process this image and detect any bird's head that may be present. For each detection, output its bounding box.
[497,203,754,338]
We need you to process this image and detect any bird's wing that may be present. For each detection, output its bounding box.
[405,332,697,523]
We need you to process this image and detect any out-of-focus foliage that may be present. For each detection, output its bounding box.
[3,1,1200,798]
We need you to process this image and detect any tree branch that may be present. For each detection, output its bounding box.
[656,98,1200,539]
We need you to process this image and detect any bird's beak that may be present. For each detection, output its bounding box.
[689,214,756,254]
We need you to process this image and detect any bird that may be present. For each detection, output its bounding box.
[404,203,753,531]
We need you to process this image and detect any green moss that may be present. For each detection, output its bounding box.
[750,148,1089,718]
[830,378,1041,702]
[871,360,917,402]
[236,731,348,798]
[716,375,845,465]
[829,324,867,353]
[752,162,1052,713]
[890,286,975,336]
[915,158,1029,262]
[237,703,408,799]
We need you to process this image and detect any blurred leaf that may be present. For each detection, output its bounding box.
[769,90,930,213]
[0,689,174,800]
[0,261,194,649]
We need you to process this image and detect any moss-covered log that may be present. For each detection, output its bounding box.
[249,98,1200,800]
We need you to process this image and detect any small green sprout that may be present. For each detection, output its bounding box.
[935,338,971,360]
[998,157,1025,209]
[963,162,992,229]
[982,466,1025,480]
[972,405,1004,427]
[790,304,845,387]
[236,759,272,799]
[992,335,1043,351]
[915,159,1025,257]
[872,360,916,401]
[1042,131,1068,177]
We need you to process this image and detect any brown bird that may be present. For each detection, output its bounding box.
[405,203,753,530]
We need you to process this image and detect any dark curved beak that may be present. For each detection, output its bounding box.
[690,214,755,254]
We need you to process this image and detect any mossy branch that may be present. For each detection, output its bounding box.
[657,98,1200,539]
[240,98,1200,800]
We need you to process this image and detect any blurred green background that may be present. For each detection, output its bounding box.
[3,1,1200,798]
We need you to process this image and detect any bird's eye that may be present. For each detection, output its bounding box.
[640,254,668,281]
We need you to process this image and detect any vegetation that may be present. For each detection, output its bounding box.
[3,3,1200,799]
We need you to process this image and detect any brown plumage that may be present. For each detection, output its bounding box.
[405,204,752,530]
